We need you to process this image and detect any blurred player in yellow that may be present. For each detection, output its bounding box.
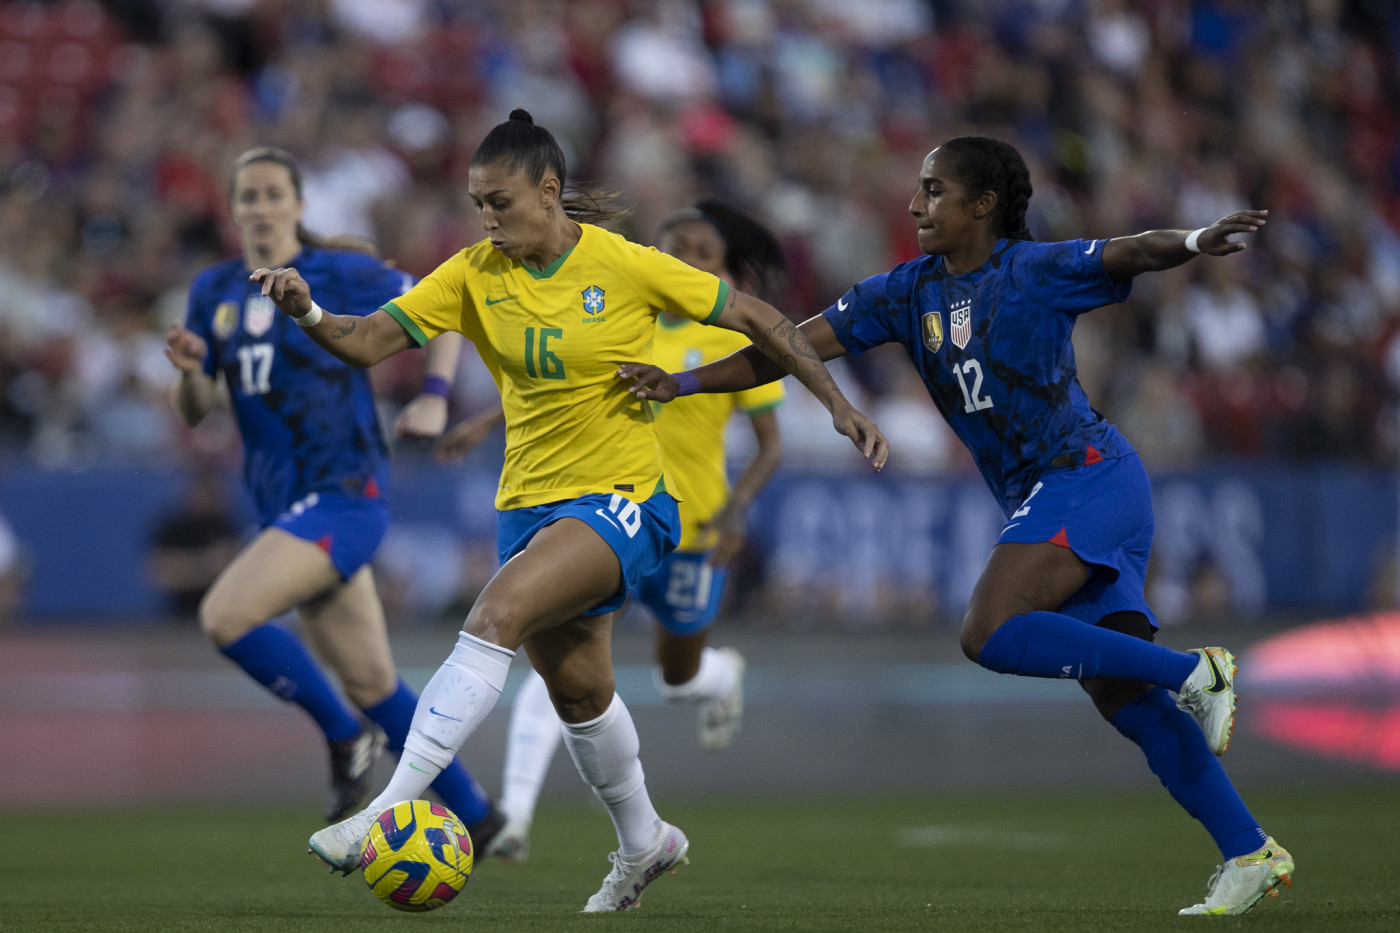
[250,110,885,911]
[434,201,787,861]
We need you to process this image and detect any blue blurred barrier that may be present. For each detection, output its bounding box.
[1,462,1394,622]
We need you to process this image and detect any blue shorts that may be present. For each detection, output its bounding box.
[497,491,681,616]
[997,453,1157,629]
[631,549,730,635]
[272,491,390,580]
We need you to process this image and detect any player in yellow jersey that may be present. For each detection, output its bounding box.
[433,201,788,862]
[250,110,886,912]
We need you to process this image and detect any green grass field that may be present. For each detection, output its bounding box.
[2,786,1394,932]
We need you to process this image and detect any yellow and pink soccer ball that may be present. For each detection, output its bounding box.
[359,800,473,912]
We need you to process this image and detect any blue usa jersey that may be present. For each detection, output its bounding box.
[825,238,1135,517]
[184,248,412,525]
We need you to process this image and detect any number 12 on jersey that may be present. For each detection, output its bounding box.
[954,358,993,413]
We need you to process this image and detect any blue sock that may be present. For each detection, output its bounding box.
[1112,687,1267,859]
[362,679,492,825]
[218,623,362,743]
[978,611,1199,688]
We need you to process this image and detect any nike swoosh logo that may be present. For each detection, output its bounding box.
[595,509,620,530]
[408,761,432,774]
[837,297,849,311]
[1240,848,1274,864]
[485,296,515,306]
[428,706,463,722]
[1084,242,1096,254]
[1001,522,1021,533]
[1204,654,1228,694]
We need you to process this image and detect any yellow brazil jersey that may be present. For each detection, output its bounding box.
[651,315,784,552]
[381,223,728,511]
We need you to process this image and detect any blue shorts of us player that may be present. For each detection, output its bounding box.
[996,451,1158,629]
[272,490,390,580]
[497,491,681,616]
[632,549,730,635]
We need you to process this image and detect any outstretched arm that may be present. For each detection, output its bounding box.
[619,293,886,470]
[1102,209,1267,281]
[248,267,414,367]
[618,311,848,399]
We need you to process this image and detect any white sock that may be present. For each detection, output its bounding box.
[500,669,563,823]
[361,631,513,820]
[560,693,661,856]
[655,646,738,705]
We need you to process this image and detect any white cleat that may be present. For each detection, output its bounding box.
[581,822,690,912]
[1176,647,1237,756]
[307,809,376,876]
[1179,836,1294,916]
[482,813,532,864]
[699,647,746,750]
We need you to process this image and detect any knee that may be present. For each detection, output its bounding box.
[464,596,524,648]
[339,662,397,709]
[197,589,253,647]
[959,607,1007,663]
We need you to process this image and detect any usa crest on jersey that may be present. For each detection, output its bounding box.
[244,295,276,337]
[921,312,943,352]
[949,298,972,350]
[213,301,239,339]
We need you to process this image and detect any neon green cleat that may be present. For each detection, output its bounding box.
[1178,837,1294,916]
[1176,647,1237,756]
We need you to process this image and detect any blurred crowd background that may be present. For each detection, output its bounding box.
[1,0,1399,624]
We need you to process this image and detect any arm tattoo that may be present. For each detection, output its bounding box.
[758,316,823,376]
[330,319,357,340]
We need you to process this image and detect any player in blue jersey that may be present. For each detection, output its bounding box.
[619,136,1295,917]
[164,147,505,848]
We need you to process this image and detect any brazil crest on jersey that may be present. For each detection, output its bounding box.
[381,223,729,510]
[651,315,784,551]
[825,238,1136,517]
[184,248,412,525]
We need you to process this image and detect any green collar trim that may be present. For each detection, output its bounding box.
[521,245,575,280]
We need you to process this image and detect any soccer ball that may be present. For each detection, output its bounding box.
[359,800,473,912]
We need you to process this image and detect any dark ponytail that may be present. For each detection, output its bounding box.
[938,136,1034,241]
[230,147,380,256]
[472,109,626,227]
[660,199,787,300]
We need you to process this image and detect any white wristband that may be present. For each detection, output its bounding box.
[293,302,324,328]
[1184,228,1206,254]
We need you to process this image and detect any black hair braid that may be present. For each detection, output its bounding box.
[940,136,1034,241]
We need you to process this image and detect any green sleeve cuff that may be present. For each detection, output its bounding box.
[701,281,729,325]
[382,301,430,348]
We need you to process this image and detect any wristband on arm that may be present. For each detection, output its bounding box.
[293,302,324,328]
[674,371,700,397]
[420,374,452,399]
[1183,228,1207,254]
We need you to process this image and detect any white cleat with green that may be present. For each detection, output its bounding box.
[307,809,376,876]
[1179,837,1294,916]
[1176,647,1237,756]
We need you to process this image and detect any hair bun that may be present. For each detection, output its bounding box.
[508,108,534,125]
